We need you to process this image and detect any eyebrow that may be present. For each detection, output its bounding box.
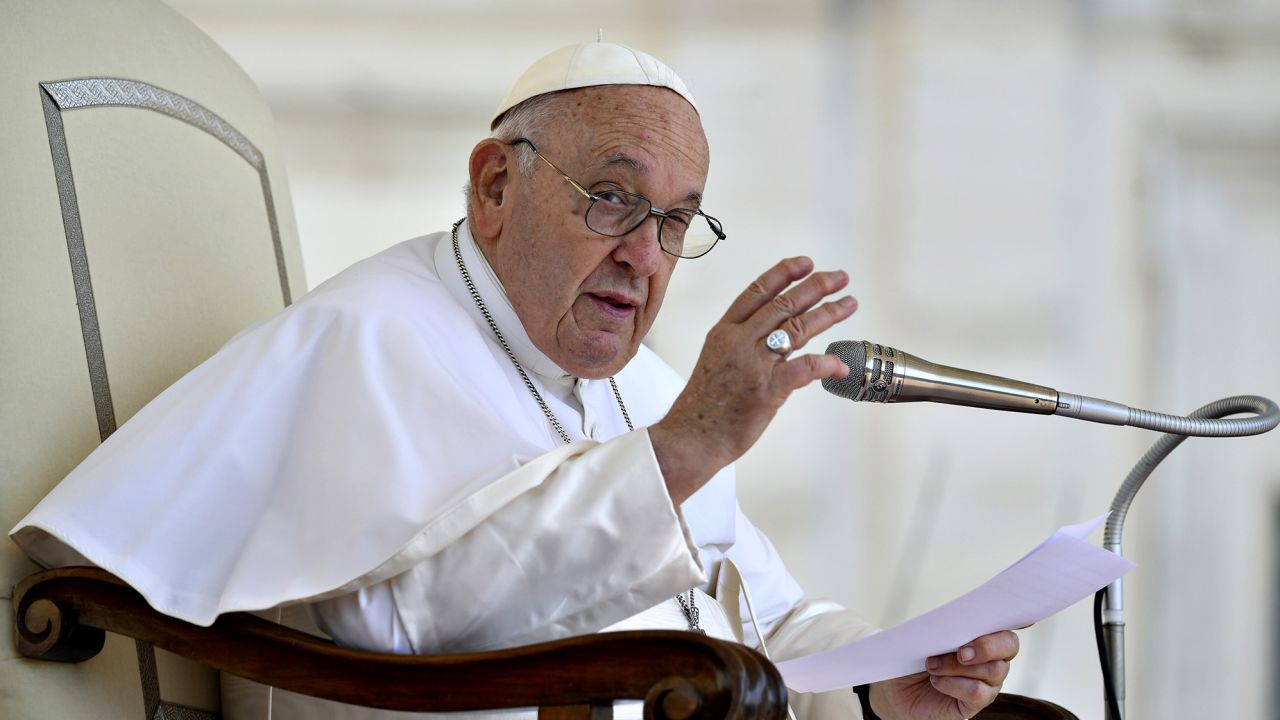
[601,153,704,208]
[604,153,649,175]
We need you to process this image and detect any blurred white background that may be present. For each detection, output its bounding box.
[164,1,1280,718]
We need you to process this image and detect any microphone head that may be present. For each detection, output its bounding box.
[822,340,867,399]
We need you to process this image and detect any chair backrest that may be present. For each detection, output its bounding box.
[1,1,306,717]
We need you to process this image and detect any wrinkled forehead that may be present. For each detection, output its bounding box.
[549,86,710,178]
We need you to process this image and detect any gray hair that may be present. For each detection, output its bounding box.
[491,92,568,175]
[463,92,569,216]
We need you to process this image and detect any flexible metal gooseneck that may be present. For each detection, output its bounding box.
[1097,395,1279,720]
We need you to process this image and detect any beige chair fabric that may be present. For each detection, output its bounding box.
[1,0,306,717]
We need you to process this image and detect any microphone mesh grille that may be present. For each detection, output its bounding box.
[822,341,866,399]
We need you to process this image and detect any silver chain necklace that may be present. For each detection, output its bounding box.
[674,590,704,635]
[450,219,701,634]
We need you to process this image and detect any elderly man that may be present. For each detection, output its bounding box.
[13,43,1017,719]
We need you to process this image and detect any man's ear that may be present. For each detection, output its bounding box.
[468,139,512,240]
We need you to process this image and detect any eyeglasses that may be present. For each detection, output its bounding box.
[509,138,725,259]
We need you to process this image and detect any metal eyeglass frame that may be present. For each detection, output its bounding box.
[508,137,725,259]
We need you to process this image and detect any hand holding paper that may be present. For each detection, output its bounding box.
[869,629,1021,720]
[775,514,1134,693]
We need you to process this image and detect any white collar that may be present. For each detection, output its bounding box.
[436,220,570,381]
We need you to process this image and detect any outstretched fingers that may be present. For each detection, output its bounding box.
[723,257,857,355]
[722,257,816,324]
[772,352,852,392]
[773,294,858,356]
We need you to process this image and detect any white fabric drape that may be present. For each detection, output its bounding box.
[12,223,875,718]
[9,224,738,629]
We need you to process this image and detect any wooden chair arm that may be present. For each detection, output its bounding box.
[976,693,1079,720]
[14,567,788,720]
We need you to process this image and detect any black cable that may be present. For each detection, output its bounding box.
[853,684,881,719]
[1094,589,1122,720]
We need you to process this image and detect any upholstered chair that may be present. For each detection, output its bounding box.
[2,0,303,716]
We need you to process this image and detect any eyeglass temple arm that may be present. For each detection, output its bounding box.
[512,138,595,200]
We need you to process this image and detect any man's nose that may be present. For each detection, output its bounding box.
[611,214,665,276]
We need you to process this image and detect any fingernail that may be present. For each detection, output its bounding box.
[838,296,856,309]
[926,657,939,671]
[959,646,975,662]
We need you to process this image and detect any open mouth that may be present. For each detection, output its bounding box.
[588,292,639,314]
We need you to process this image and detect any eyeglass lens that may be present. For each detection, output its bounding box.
[585,192,721,259]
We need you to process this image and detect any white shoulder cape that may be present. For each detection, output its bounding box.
[11,228,736,626]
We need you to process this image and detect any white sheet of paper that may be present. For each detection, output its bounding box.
[775,513,1134,693]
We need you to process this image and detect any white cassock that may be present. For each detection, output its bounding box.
[11,222,877,719]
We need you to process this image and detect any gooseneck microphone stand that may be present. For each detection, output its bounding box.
[821,340,1280,720]
[1096,395,1279,720]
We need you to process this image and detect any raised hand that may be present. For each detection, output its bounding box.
[650,256,857,502]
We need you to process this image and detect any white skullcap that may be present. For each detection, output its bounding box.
[491,42,698,129]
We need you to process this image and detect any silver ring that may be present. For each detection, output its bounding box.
[765,328,793,356]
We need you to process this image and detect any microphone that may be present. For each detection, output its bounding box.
[822,340,1280,437]
[821,340,1146,428]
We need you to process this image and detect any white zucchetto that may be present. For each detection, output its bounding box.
[491,42,698,129]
